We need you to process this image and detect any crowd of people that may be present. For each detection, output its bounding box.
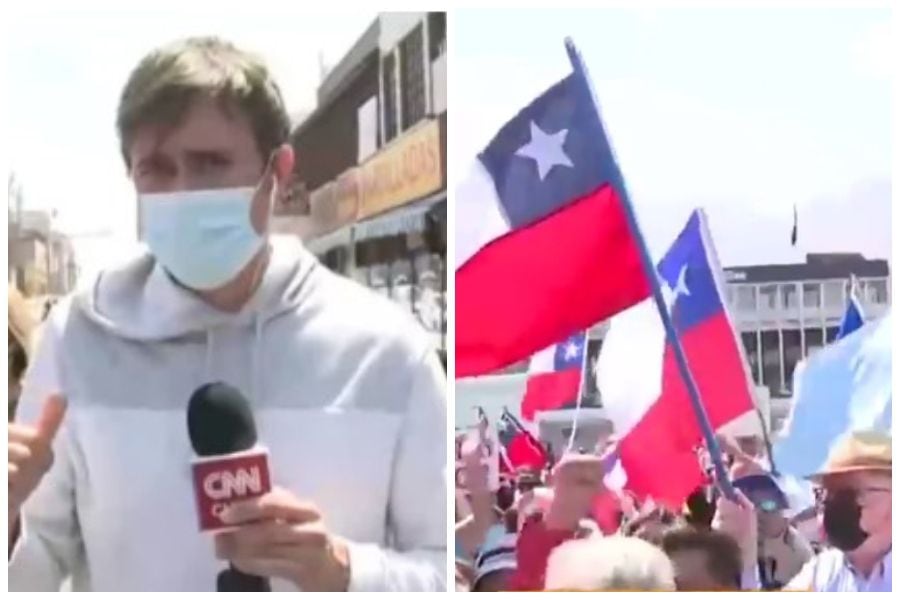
[455,429,892,591]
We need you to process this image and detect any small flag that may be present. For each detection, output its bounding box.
[497,408,548,472]
[521,332,586,421]
[837,276,865,340]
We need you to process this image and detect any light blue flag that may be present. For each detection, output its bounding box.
[774,310,891,481]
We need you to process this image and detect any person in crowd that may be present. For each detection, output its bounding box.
[734,472,813,588]
[790,505,825,552]
[515,467,542,494]
[508,453,608,590]
[471,532,518,592]
[496,478,516,513]
[711,483,761,589]
[662,527,744,590]
[786,431,892,592]
[8,36,445,592]
[455,433,502,560]
[544,536,676,591]
[683,485,716,530]
[623,506,681,546]
[8,288,37,421]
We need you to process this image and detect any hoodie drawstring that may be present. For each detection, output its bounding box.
[203,319,264,405]
[205,329,215,383]
[253,314,264,405]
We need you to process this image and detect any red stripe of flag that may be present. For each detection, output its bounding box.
[456,185,650,378]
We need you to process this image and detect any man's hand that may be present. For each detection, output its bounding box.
[460,435,489,494]
[545,453,605,531]
[712,488,758,572]
[8,395,67,535]
[716,434,765,479]
[215,487,351,592]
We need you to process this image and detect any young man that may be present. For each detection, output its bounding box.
[8,37,446,592]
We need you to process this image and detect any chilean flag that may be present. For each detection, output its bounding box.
[596,210,756,509]
[497,409,548,472]
[455,45,650,377]
[521,332,585,422]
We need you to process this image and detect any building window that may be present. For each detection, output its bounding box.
[399,24,426,131]
[864,279,888,304]
[780,283,798,311]
[382,52,398,143]
[413,251,445,348]
[582,338,604,408]
[760,284,779,311]
[741,331,760,385]
[782,329,802,393]
[428,12,446,60]
[760,330,781,397]
[736,285,756,312]
[802,282,821,310]
[825,326,839,344]
[321,246,349,275]
[804,327,824,358]
[823,281,843,308]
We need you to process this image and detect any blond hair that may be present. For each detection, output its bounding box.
[545,536,676,591]
[116,36,290,166]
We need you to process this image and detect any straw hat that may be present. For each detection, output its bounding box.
[806,431,891,481]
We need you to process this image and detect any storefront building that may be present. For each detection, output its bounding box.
[280,13,447,353]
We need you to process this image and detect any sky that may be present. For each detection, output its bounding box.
[6,6,892,284]
[6,7,377,283]
[452,7,892,267]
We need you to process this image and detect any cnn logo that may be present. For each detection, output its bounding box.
[203,467,263,500]
[192,450,271,531]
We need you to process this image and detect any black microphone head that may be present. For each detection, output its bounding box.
[187,382,257,456]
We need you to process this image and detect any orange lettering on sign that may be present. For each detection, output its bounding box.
[359,119,443,218]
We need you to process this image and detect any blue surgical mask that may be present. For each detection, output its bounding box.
[140,185,271,290]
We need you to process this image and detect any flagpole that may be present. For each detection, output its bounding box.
[566,331,590,452]
[565,38,736,500]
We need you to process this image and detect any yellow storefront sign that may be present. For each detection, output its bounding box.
[359,119,442,219]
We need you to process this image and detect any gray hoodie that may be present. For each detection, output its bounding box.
[8,236,447,591]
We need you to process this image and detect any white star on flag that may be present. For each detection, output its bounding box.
[515,121,573,180]
[661,264,690,312]
[564,340,581,360]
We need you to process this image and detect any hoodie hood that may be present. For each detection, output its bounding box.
[75,235,317,342]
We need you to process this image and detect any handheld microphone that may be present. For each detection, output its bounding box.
[187,382,272,592]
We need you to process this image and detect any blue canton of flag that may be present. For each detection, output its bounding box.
[479,73,625,230]
[837,290,866,341]
[553,332,586,371]
[656,211,726,332]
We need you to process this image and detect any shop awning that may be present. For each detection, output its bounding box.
[353,192,446,242]
[305,226,352,254]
